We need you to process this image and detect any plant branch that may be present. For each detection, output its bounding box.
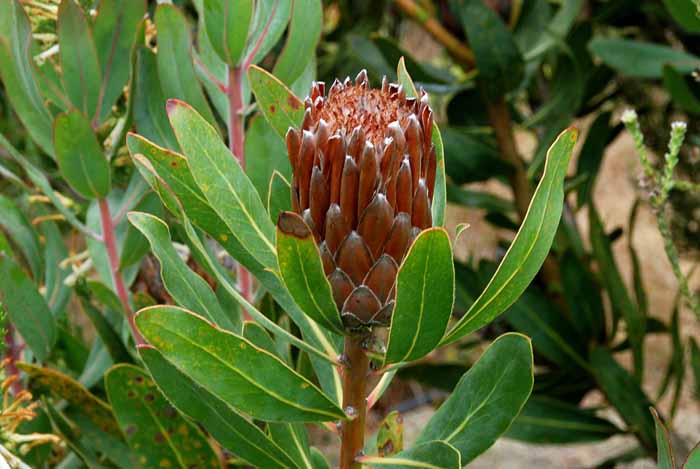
[340,334,370,469]
[98,198,144,344]
[4,325,23,396]
[392,0,475,69]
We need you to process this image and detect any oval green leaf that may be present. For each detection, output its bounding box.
[273,0,322,85]
[0,194,42,280]
[135,305,345,422]
[276,211,343,335]
[588,38,700,78]
[53,109,111,199]
[442,127,578,345]
[105,364,219,468]
[203,0,253,66]
[415,333,534,464]
[385,228,454,364]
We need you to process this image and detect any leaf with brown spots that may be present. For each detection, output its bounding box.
[248,65,305,139]
[105,364,219,469]
[17,362,118,435]
[377,411,404,457]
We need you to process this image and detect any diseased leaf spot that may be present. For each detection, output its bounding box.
[270,105,276,113]
[288,95,301,110]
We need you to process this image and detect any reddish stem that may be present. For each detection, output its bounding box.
[4,325,23,395]
[98,198,144,344]
[227,66,253,305]
[340,334,370,469]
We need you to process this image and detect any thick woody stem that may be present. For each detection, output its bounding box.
[340,334,371,469]
[98,199,144,345]
[227,65,252,304]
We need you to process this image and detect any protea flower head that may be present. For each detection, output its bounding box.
[281,70,436,331]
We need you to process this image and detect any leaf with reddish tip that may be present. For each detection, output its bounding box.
[442,127,578,345]
[105,364,219,468]
[276,211,344,334]
[385,228,454,364]
[249,65,305,139]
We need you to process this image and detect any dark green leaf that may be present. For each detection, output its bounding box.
[691,338,700,400]
[245,115,291,200]
[78,298,131,364]
[105,364,219,468]
[41,222,71,315]
[576,111,620,206]
[43,401,104,468]
[450,0,524,98]
[446,184,514,214]
[443,127,578,344]
[663,65,700,115]
[560,251,606,342]
[276,211,344,334]
[0,194,42,280]
[243,0,292,65]
[273,0,322,85]
[662,0,700,33]
[267,422,313,468]
[589,347,655,449]
[249,65,305,139]
[136,305,345,422]
[268,171,292,224]
[588,38,700,78]
[441,128,508,185]
[203,0,253,66]
[0,0,54,155]
[140,346,296,467]
[506,395,619,444]
[53,110,111,199]
[0,256,56,361]
[385,228,454,364]
[93,0,146,123]
[155,4,215,125]
[416,333,534,463]
[651,408,675,469]
[57,0,102,117]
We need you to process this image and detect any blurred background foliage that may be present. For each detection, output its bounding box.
[0,0,699,467]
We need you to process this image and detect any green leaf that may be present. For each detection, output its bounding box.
[78,297,131,364]
[651,408,675,469]
[140,346,296,467]
[0,194,42,280]
[245,115,291,200]
[446,184,514,214]
[243,0,292,65]
[663,65,700,115]
[589,347,655,449]
[662,0,700,33]
[442,127,578,344]
[267,423,314,468]
[248,65,305,139]
[576,111,619,207]
[0,1,54,156]
[273,0,322,85]
[377,411,404,456]
[105,364,219,468]
[441,128,507,185]
[53,110,111,199]
[506,395,619,444]
[167,99,277,268]
[416,333,534,463]
[203,0,253,66]
[41,221,71,314]
[92,0,146,123]
[685,441,700,468]
[57,0,102,117]
[132,46,179,150]
[0,256,56,361]
[450,0,524,98]
[155,4,215,125]
[590,204,645,377]
[385,228,454,364]
[128,132,343,404]
[560,251,606,342]
[588,38,700,78]
[268,170,292,223]
[17,362,118,434]
[361,441,461,468]
[128,211,237,331]
[276,211,344,335]
[43,401,106,468]
[136,305,345,422]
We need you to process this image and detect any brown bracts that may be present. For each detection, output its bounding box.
[281,70,437,331]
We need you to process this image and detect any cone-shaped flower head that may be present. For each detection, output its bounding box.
[283,70,437,330]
